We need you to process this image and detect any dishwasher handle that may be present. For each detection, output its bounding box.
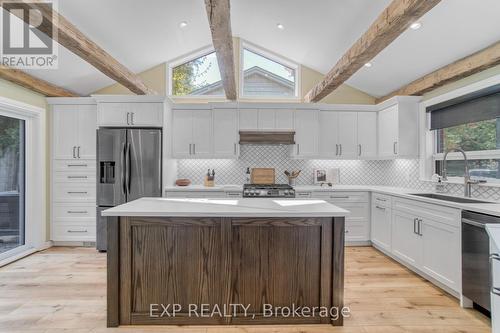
[462,218,487,229]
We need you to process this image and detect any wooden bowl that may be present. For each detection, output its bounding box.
[175,179,191,186]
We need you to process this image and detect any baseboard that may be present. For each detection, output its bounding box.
[346,240,372,247]
[37,241,53,251]
[372,244,460,299]
[52,241,96,247]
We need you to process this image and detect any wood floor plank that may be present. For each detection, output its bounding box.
[0,246,490,332]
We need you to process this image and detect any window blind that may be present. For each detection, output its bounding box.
[428,84,500,130]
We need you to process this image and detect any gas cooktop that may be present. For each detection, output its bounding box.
[243,184,295,198]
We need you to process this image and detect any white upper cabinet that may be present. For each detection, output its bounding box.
[213,109,239,157]
[378,97,420,158]
[318,111,339,157]
[294,109,319,157]
[172,109,212,158]
[357,112,378,158]
[97,102,163,127]
[337,112,358,158]
[239,108,294,130]
[52,104,97,160]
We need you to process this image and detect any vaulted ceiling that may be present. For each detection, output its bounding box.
[12,0,500,97]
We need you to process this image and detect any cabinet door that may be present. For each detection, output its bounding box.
[258,109,275,129]
[420,218,460,291]
[172,110,192,157]
[129,103,163,127]
[391,210,421,267]
[53,105,79,159]
[275,110,294,129]
[239,109,258,130]
[493,241,500,333]
[371,204,391,252]
[77,105,97,159]
[333,202,369,242]
[378,105,398,157]
[97,103,130,126]
[213,109,238,157]
[357,112,377,158]
[192,110,213,157]
[337,112,358,158]
[294,110,318,157]
[318,111,338,157]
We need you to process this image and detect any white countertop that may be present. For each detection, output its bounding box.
[487,224,500,250]
[102,197,350,218]
[165,184,500,217]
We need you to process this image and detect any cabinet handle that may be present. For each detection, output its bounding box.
[375,205,385,210]
[126,112,130,125]
[490,254,500,296]
[227,193,240,197]
[358,144,362,156]
[131,112,135,125]
[330,195,349,199]
[188,143,192,155]
[193,143,196,155]
[67,175,88,179]
[67,229,88,233]
[418,219,423,236]
[72,146,76,159]
[234,143,237,155]
[67,210,88,214]
[77,146,81,158]
[67,191,88,194]
[393,141,398,155]
[376,197,387,202]
[335,144,338,156]
[413,218,418,234]
[297,144,300,155]
[67,164,88,167]
[297,192,310,196]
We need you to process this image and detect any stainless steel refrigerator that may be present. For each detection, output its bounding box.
[96,128,162,251]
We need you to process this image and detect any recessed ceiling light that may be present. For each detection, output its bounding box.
[364,62,372,68]
[410,22,422,30]
[179,21,188,28]
[277,23,284,30]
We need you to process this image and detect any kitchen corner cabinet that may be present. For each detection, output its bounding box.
[53,104,97,160]
[97,102,163,127]
[378,98,419,158]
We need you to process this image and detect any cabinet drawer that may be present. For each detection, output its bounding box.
[295,191,312,198]
[53,160,96,172]
[52,224,96,241]
[53,183,96,202]
[53,203,96,221]
[331,202,368,222]
[372,193,392,208]
[165,191,226,198]
[392,197,461,228]
[314,191,368,203]
[54,171,96,183]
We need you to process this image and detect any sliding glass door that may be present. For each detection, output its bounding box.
[0,115,25,256]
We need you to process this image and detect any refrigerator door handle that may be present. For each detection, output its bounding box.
[121,142,127,196]
[126,142,131,196]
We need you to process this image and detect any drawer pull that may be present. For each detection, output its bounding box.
[376,198,387,202]
[490,253,500,296]
[375,205,386,210]
[227,193,241,196]
[67,210,88,214]
[67,229,88,233]
[67,191,88,194]
[67,176,88,179]
[67,164,88,167]
[330,196,349,199]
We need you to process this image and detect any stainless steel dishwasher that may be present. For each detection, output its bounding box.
[462,210,500,313]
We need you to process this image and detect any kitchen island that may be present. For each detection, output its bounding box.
[103,197,349,326]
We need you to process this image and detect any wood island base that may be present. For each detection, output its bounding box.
[107,216,345,326]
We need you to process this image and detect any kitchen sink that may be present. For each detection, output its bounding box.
[408,193,493,204]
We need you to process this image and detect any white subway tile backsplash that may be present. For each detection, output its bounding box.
[177,145,500,201]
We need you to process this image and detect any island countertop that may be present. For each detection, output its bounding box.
[102,197,350,218]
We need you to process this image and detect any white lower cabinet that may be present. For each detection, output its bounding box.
[391,210,422,267]
[371,203,391,252]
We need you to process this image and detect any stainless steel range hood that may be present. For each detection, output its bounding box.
[239,130,295,145]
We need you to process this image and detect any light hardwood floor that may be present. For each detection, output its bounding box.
[0,246,491,333]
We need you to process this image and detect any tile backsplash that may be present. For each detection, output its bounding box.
[177,145,500,201]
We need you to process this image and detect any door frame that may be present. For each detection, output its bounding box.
[0,97,47,265]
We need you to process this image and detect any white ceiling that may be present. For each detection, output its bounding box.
[10,0,500,97]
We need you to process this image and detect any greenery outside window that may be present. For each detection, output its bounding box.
[169,50,224,97]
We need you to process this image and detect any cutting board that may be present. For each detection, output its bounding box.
[251,168,275,184]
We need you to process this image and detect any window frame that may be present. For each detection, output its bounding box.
[167,46,226,99]
[420,73,500,184]
[239,41,301,100]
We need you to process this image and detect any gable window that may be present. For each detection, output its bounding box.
[430,84,500,183]
[169,49,224,97]
[240,43,299,98]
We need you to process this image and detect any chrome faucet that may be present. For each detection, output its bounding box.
[442,148,479,197]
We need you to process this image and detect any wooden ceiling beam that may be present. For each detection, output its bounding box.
[0,1,155,95]
[204,0,237,100]
[377,41,500,103]
[304,0,441,103]
[0,65,78,97]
